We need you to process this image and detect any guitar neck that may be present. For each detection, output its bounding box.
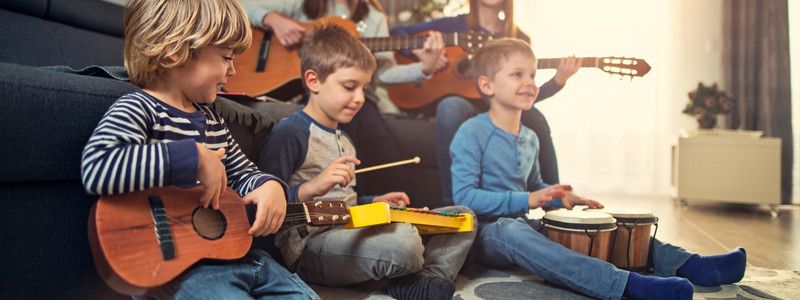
[537,57,599,69]
[361,33,462,52]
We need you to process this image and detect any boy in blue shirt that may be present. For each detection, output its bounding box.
[258,24,476,300]
[80,0,317,298]
[450,38,747,300]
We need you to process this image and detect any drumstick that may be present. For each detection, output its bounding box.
[354,157,421,174]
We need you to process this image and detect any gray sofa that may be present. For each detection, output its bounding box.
[0,0,442,298]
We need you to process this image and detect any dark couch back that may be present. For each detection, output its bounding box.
[0,0,124,67]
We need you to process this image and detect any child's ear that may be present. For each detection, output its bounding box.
[304,69,321,93]
[477,75,494,97]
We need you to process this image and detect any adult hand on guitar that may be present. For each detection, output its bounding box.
[560,191,604,210]
[528,184,572,208]
[244,180,288,236]
[196,143,228,210]
[554,56,583,86]
[298,155,361,202]
[373,192,411,208]
[262,12,306,47]
[411,31,447,76]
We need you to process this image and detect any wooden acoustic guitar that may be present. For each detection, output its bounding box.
[388,52,653,109]
[225,16,492,97]
[88,186,349,295]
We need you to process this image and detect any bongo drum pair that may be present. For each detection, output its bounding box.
[543,208,658,271]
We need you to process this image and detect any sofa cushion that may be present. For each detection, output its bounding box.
[0,62,138,183]
[0,9,124,67]
[0,0,47,17]
[46,0,124,38]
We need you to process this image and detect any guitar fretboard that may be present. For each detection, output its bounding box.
[537,57,599,69]
[361,33,485,52]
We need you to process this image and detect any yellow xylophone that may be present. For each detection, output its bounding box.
[345,202,474,234]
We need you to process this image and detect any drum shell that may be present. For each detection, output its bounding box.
[546,228,614,260]
[610,218,656,270]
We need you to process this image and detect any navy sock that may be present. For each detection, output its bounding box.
[386,274,455,300]
[624,272,693,300]
[677,247,747,286]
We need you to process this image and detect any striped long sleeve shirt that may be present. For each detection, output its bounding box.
[81,91,282,197]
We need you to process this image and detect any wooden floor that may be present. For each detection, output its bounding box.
[558,195,800,271]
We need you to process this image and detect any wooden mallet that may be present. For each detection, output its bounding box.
[354,156,421,174]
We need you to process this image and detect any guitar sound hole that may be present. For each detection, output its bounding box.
[456,58,472,76]
[192,207,227,240]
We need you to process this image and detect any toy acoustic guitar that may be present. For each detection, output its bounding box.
[88,186,349,295]
[389,52,652,109]
[225,16,493,97]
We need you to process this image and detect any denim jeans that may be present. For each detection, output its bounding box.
[134,249,319,300]
[474,217,693,300]
[436,96,560,205]
[295,206,476,286]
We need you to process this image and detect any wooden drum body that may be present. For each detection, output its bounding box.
[588,209,658,271]
[543,210,617,261]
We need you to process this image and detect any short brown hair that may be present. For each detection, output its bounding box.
[123,0,252,88]
[473,38,535,80]
[298,23,376,88]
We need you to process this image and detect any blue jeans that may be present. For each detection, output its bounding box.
[134,249,319,300]
[474,217,693,300]
[436,96,560,205]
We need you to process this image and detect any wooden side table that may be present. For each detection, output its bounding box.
[671,130,781,217]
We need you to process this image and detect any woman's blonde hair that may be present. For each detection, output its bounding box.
[124,0,252,87]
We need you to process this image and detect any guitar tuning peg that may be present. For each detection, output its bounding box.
[314,201,322,207]
[332,215,339,221]
[318,216,324,222]
[343,215,350,220]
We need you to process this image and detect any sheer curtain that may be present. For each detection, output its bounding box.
[515,0,666,196]
[514,1,734,197]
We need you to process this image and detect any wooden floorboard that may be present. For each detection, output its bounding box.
[577,195,800,271]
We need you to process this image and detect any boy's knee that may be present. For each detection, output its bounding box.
[382,223,425,273]
[436,97,472,121]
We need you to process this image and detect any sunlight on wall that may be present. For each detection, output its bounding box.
[514,1,725,197]
[514,0,665,195]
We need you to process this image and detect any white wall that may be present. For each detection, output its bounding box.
[514,0,724,197]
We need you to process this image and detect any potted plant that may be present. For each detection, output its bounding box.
[682,82,736,129]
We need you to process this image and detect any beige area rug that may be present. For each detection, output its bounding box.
[312,265,800,299]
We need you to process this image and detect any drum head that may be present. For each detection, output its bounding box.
[585,208,657,225]
[543,209,617,232]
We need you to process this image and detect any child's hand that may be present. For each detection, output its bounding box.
[561,191,604,209]
[196,143,227,210]
[243,180,287,236]
[298,156,361,202]
[374,192,411,208]
[413,31,447,75]
[528,184,572,208]
[554,56,583,86]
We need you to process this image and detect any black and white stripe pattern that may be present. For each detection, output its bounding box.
[81,91,273,196]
